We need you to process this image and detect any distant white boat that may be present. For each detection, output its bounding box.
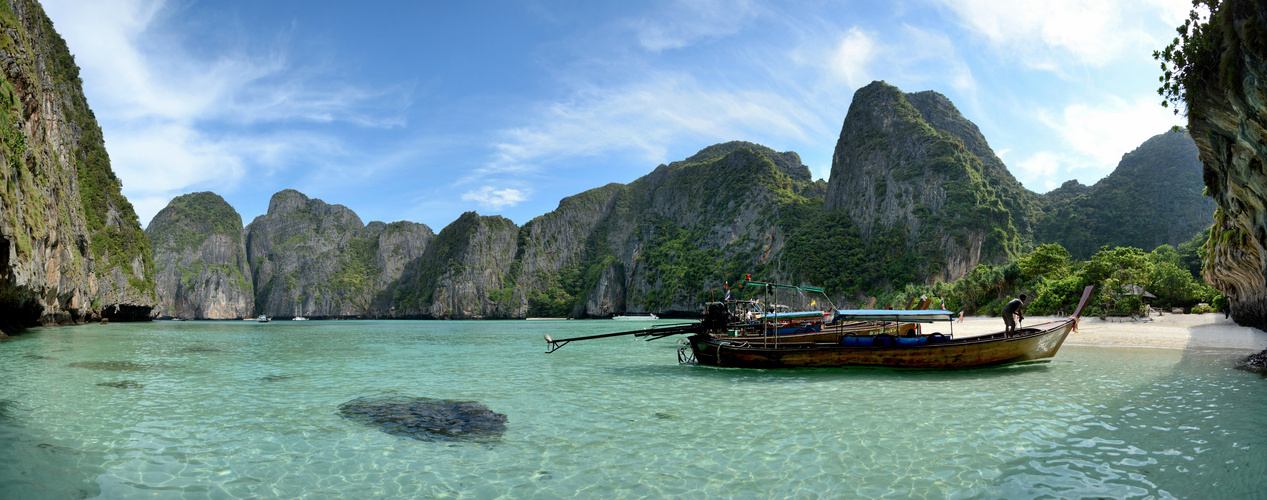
[613,313,658,320]
[293,316,309,321]
[258,315,270,323]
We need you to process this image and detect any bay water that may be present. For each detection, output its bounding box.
[1,319,1264,498]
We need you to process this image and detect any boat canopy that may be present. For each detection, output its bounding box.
[834,309,955,323]
[754,311,825,320]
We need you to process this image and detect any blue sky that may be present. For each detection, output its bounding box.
[42,0,1189,231]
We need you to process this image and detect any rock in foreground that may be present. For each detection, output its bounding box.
[337,396,508,442]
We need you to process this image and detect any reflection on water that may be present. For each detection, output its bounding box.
[0,320,1263,498]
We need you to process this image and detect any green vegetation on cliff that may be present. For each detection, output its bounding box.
[1035,131,1213,258]
[147,192,244,252]
[0,0,154,305]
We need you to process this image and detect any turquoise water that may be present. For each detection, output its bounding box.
[1,320,1264,499]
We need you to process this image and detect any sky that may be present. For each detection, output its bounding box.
[41,0,1190,231]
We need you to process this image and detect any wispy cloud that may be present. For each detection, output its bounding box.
[462,186,530,210]
[931,0,1191,70]
[632,0,758,51]
[42,0,409,226]
[478,73,828,183]
[1015,94,1184,190]
[829,28,876,88]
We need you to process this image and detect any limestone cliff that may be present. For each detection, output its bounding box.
[1181,0,1267,330]
[1035,131,1215,259]
[0,0,155,334]
[378,142,821,318]
[824,81,1025,282]
[245,190,432,318]
[384,212,519,319]
[145,192,252,319]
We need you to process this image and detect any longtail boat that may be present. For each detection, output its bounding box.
[544,285,1095,370]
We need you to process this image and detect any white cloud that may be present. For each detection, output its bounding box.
[1017,94,1185,191]
[932,0,1192,68]
[633,0,757,51]
[41,0,407,226]
[478,73,827,183]
[1016,151,1062,190]
[829,28,876,88]
[1041,95,1183,169]
[462,187,529,210]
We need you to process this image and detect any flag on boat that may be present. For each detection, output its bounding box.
[724,289,731,300]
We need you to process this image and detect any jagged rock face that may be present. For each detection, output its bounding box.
[245,190,432,318]
[1204,210,1265,327]
[1035,131,1215,259]
[512,184,622,316]
[1186,0,1267,330]
[0,0,155,334]
[384,143,817,319]
[145,192,253,319]
[385,212,518,319]
[580,143,815,316]
[824,81,1025,282]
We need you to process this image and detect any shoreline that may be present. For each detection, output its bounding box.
[947,313,1267,351]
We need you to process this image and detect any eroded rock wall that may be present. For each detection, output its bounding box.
[0,0,155,334]
[146,192,253,319]
[1186,0,1267,330]
[245,190,432,318]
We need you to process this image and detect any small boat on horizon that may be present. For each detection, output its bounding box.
[292,316,309,321]
[612,313,658,320]
[258,315,270,323]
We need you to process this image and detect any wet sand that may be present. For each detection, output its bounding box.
[948,313,1267,351]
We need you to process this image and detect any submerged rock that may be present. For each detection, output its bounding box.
[257,374,294,382]
[97,380,143,389]
[337,396,508,442]
[68,361,147,372]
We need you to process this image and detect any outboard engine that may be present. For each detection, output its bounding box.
[701,302,730,334]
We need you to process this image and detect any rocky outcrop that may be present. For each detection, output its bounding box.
[384,212,518,319]
[245,190,432,318]
[380,142,820,318]
[511,184,622,317]
[0,0,155,334]
[824,81,1025,282]
[1035,131,1215,258]
[1183,0,1267,331]
[145,192,253,319]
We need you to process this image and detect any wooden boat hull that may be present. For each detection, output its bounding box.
[689,319,1075,369]
[719,321,917,343]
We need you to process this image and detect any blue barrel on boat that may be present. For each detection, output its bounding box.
[872,334,897,346]
[926,333,949,344]
[841,335,873,346]
[896,335,927,346]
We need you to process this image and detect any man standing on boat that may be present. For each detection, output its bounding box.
[1002,294,1026,336]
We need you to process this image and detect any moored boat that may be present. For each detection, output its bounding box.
[613,313,658,320]
[545,285,1095,370]
[258,315,270,323]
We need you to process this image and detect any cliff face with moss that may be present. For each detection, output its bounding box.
[824,81,1027,283]
[379,142,821,318]
[382,212,519,319]
[0,0,155,334]
[146,192,253,319]
[1180,0,1267,330]
[245,190,432,318]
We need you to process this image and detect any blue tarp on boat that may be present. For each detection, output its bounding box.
[834,309,955,323]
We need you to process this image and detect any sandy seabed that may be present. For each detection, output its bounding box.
[948,313,1267,351]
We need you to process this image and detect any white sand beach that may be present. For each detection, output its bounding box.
[947,313,1267,351]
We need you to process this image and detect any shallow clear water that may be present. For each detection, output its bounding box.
[1,319,1264,499]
